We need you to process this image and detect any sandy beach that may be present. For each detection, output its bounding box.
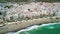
[0,16,60,34]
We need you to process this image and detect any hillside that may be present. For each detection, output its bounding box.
[0,0,60,3]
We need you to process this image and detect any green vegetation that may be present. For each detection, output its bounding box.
[0,0,60,3]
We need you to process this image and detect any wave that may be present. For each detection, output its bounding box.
[14,22,60,34]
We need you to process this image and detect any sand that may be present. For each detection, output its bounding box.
[0,16,60,34]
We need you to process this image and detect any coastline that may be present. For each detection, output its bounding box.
[0,16,60,34]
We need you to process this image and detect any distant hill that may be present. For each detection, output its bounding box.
[0,0,60,3]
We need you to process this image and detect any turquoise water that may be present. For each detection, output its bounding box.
[6,22,60,34]
[15,23,60,34]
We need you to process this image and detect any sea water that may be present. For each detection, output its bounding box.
[6,22,60,34]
